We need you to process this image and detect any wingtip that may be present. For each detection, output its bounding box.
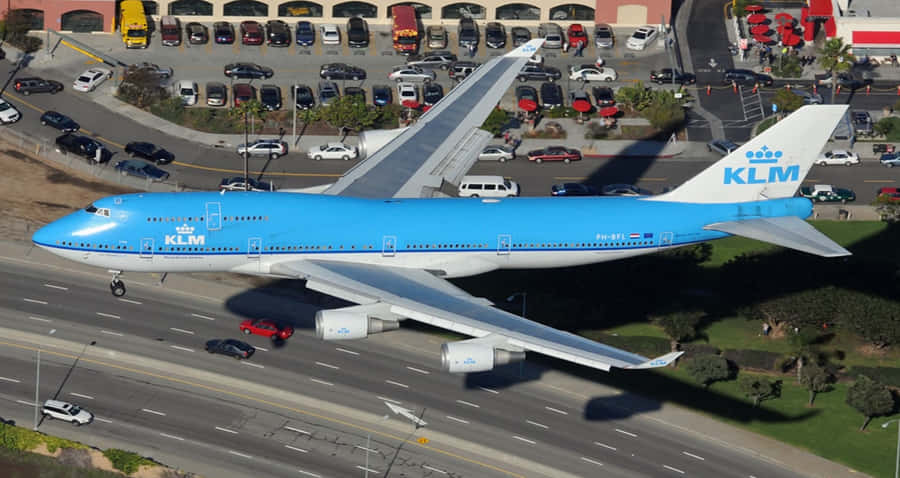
[507,38,545,57]
[625,351,684,370]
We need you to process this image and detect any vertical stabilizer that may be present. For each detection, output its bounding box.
[649,105,849,203]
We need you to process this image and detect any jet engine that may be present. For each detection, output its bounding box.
[315,306,400,340]
[357,127,408,159]
[441,340,526,373]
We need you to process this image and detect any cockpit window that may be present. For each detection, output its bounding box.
[84,204,110,217]
[84,204,97,213]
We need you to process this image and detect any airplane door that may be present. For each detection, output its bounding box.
[247,237,261,259]
[658,232,674,248]
[382,236,397,257]
[206,202,221,231]
[497,234,511,255]
[140,238,154,258]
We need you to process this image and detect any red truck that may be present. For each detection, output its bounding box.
[392,6,418,54]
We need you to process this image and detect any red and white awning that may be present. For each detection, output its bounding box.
[852,31,900,48]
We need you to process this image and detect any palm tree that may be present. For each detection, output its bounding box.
[817,37,855,105]
[228,99,266,190]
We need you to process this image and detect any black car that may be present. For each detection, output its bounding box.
[423,83,444,106]
[40,111,79,132]
[347,17,369,48]
[186,22,208,44]
[722,69,773,87]
[292,84,315,109]
[649,68,696,85]
[458,17,479,47]
[224,63,273,79]
[540,82,563,108]
[518,65,561,82]
[266,20,291,46]
[485,22,506,49]
[115,159,170,181]
[259,84,282,110]
[205,339,255,359]
[319,63,366,81]
[296,20,315,46]
[372,84,392,106]
[591,86,615,107]
[14,77,63,95]
[126,62,173,80]
[55,133,110,162]
[125,141,175,164]
[213,21,234,44]
[515,85,538,103]
[344,86,366,102]
[551,183,599,196]
[511,27,531,47]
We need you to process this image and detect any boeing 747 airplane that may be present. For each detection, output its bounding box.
[32,39,850,375]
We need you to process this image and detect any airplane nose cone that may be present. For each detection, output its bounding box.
[32,222,57,247]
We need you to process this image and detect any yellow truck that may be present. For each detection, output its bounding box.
[120,0,148,48]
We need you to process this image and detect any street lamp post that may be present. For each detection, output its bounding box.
[34,328,56,430]
[883,419,900,478]
[243,108,249,191]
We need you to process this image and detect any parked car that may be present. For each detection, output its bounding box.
[321,24,340,45]
[296,20,315,46]
[160,15,181,46]
[0,98,20,124]
[722,69,773,86]
[206,82,227,107]
[176,80,198,106]
[569,65,617,82]
[126,62,173,80]
[266,19,290,46]
[389,65,435,83]
[406,51,457,70]
[423,82,444,105]
[458,17,479,47]
[707,139,739,156]
[881,152,900,168]
[344,86,365,101]
[569,89,591,108]
[292,84,315,109]
[307,142,358,160]
[224,63,273,79]
[425,25,447,49]
[594,23,614,48]
[538,23,563,49]
[649,68,696,85]
[591,86,615,107]
[601,184,653,196]
[240,318,294,340]
[528,146,581,163]
[551,183,599,196]
[73,68,111,92]
[516,85,539,105]
[626,26,657,50]
[799,184,855,203]
[397,82,418,103]
[372,84,393,106]
[40,111,79,132]
[42,399,92,425]
[485,22,506,49]
[540,82,564,108]
[449,61,479,81]
[479,145,515,162]
[320,63,366,81]
[186,22,208,44]
[237,139,288,159]
[213,21,234,44]
[347,17,369,47]
[511,27,531,47]
[240,20,264,45]
[55,133,109,162]
[115,159,170,181]
[205,338,255,359]
[232,83,256,106]
[318,81,340,106]
[853,111,874,136]
[14,77,63,95]
[259,84,282,110]
[518,65,561,82]
[219,176,275,192]
[816,149,860,166]
[125,141,175,165]
[567,24,588,49]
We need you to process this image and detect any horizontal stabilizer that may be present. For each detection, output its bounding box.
[704,216,851,257]
[625,351,684,370]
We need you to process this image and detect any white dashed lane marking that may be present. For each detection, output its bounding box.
[526,420,548,429]
[0,376,21,383]
[169,345,194,353]
[190,313,216,321]
[581,457,603,466]
[455,400,479,408]
[386,380,409,388]
[356,466,378,474]
[141,408,166,416]
[169,327,194,335]
[446,416,469,424]
[377,396,402,404]
[315,361,339,369]
[423,465,447,474]
[405,366,430,374]
[478,386,499,394]
[545,406,568,415]
[663,465,685,474]
[23,298,48,305]
[16,400,34,406]
[310,378,334,386]
[94,417,112,423]
[100,330,123,337]
[335,347,359,355]
[242,362,264,368]
[296,469,321,477]
[595,442,617,451]
[96,312,120,319]
[117,298,142,305]
[69,392,93,400]
[43,284,68,291]
[615,428,638,438]
[285,426,311,435]
[683,451,705,461]
[160,433,184,441]
[285,444,308,453]
[228,450,252,459]
[28,316,51,322]
[512,436,536,445]
[215,426,238,434]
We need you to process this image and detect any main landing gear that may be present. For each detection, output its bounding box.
[109,270,126,297]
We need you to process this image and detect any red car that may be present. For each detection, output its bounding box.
[232,83,256,107]
[239,319,294,340]
[567,24,588,49]
[527,146,582,164]
[240,21,264,45]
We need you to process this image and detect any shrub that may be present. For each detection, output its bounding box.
[0,423,86,452]
[685,354,732,388]
[772,88,804,112]
[875,117,900,141]
[771,55,803,78]
[103,448,155,474]
[756,117,777,134]
[680,343,721,358]
[480,107,510,136]
[723,349,786,372]
[545,107,577,119]
[584,121,609,139]
[150,97,185,124]
[848,366,900,389]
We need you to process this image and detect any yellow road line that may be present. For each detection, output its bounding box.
[639,177,668,182]
[171,161,342,177]
[722,1,732,21]
[0,339,524,478]
[863,179,895,183]
[553,177,587,180]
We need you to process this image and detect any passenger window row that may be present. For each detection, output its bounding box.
[56,241,133,250]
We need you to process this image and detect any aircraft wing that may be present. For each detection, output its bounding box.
[270,259,682,372]
[322,39,545,198]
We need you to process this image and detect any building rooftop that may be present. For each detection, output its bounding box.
[843,0,899,19]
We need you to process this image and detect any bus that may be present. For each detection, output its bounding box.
[392,5,418,54]
[120,0,149,48]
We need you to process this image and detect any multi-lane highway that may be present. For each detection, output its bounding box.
[0,240,827,477]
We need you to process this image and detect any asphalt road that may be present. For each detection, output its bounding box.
[0,245,809,478]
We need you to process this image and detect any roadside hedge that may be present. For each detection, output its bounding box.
[103,448,156,474]
[847,366,900,389]
[0,422,86,453]
[681,343,721,358]
[723,349,784,372]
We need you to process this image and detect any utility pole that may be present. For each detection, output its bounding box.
[292,85,297,147]
[243,108,249,191]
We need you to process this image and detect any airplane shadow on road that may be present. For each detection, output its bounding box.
[580,124,683,194]
[223,278,346,331]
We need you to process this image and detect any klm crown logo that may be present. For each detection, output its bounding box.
[724,145,798,185]
[176,224,194,235]
[166,224,204,246]
[522,44,537,53]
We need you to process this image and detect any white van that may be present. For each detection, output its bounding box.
[458,175,519,198]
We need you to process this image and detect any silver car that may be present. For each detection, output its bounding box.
[594,24,614,48]
[538,23,563,49]
[479,145,515,162]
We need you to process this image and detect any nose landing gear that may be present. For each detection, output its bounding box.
[109,270,126,297]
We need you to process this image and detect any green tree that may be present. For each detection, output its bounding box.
[653,310,703,352]
[685,354,731,388]
[480,107,510,136]
[731,0,752,18]
[3,9,42,53]
[642,91,685,131]
[799,362,833,406]
[772,88,804,113]
[739,375,780,407]
[788,327,820,381]
[321,95,380,133]
[117,68,169,108]
[228,98,267,136]
[839,294,900,349]
[817,37,855,105]
[846,375,894,431]
[614,82,653,112]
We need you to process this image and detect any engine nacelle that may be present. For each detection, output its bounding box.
[315,309,399,340]
[441,341,526,373]
[357,127,407,159]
